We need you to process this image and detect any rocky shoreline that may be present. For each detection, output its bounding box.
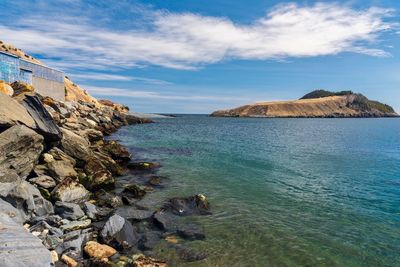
[0,82,210,267]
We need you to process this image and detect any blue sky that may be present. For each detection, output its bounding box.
[0,0,399,113]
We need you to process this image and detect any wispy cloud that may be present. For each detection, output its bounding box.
[69,72,171,85]
[85,85,256,102]
[0,2,395,71]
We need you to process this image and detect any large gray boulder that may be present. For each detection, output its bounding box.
[0,93,36,131]
[0,198,25,224]
[0,179,53,219]
[54,201,85,220]
[0,211,53,267]
[101,214,138,249]
[0,125,44,178]
[60,127,92,163]
[51,177,90,203]
[22,95,62,142]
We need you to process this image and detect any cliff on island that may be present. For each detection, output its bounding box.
[0,41,210,267]
[211,90,398,118]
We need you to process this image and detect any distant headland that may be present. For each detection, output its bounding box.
[211,90,399,118]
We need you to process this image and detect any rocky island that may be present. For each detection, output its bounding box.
[0,42,210,266]
[211,90,398,118]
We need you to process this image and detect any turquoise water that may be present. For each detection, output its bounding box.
[114,116,400,267]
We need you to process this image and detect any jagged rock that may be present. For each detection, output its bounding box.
[33,164,49,176]
[0,179,53,219]
[101,214,138,250]
[115,206,153,221]
[22,95,62,142]
[101,140,131,164]
[0,125,44,178]
[56,229,93,257]
[132,255,167,267]
[124,114,153,125]
[127,162,160,171]
[61,254,77,267]
[0,80,13,96]
[93,151,124,176]
[0,211,53,267]
[48,147,76,166]
[153,211,179,232]
[93,190,123,208]
[51,177,90,203]
[0,93,36,131]
[162,194,210,216]
[29,220,63,236]
[44,235,63,250]
[0,170,20,183]
[82,202,98,220]
[55,202,85,220]
[60,127,91,162]
[29,175,56,189]
[84,241,117,260]
[81,128,103,142]
[83,156,114,189]
[47,159,78,182]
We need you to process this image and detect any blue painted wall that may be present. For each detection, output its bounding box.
[0,52,19,83]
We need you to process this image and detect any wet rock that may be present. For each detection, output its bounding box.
[84,241,117,260]
[140,231,162,250]
[0,179,53,219]
[60,127,91,162]
[101,214,138,250]
[83,156,115,189]
[147,175,167,187]
[115,206,153,221]
[0,93,35,131]
[162,194,210,216]
[55,202,85,220]
[29,175,56,189]
[0,211,53,267]
[127,162,160,171]
[94,190,123,208]
[60,219,91,232]
[93,151,124,176]
[82,202,98,220]
[153,211,180,232]
[22,94,62,142]
[101,140,131,164]
[177,224,205,240]
[51,177,90,203]
[132,254,167,267]
[0,125,44,178]
[124,114,154,125]
[121,184,147,199]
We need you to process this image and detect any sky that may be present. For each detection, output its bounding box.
[0,0,399,113]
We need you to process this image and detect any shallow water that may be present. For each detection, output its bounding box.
[113,116,400,267]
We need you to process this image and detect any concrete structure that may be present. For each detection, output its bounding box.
[0,51,64,101]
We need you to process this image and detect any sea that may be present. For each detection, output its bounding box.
[112,115,400,267]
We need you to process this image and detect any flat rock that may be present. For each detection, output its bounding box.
[0,93,35,131]
[60,219,91,232]
[60,127,91,162]
[0,211,53,267]
[55,202,85,220]
[47,159,78,182]
[0,125,44,178]
[29,175,56,189]
[115,206,153,221]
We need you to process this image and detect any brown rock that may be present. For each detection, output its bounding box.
[84,241,117,260]
[0,93,36,130]
[133,255,167,267]
[61,254,77,267]
[0,80,13,96]
[11,81,34,96]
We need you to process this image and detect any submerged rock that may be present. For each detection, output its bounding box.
[115,206,153,221]
[101,214,138,250]
[121,184,147,199]
[127,162,160,171]
[177,224,205,240]
[0,125,44,178]
[162,194,210,216]
[132,254,167,267]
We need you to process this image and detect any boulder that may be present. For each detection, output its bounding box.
[47,159,78,181]
[177,224,205,240]
[162,194,210,216]
[0,94,36,131]
[127,162,160,171]
[93,151,124,176]
[176,246,207,262]
[115,207,153,221]
[48,147,76,166]
[60,127,91,162]
[153,211,180,232]
[81,128,103,143]
[22,95,62,142]
[0,211,53,267]
[82,202,98,220]
[0,198,25,224]
[0,80,13,96]
[121,184,147,199]
[84,241,117,260]
[101,140,131,163]
[54,202,85,220]
[83,156,114,189]
[0,179,53,219]
[11,81,34,96]
[0,125,44,178]
[29,175,56,189]
[56,229,93,257]
[101,214,138,250]
[51,177,90,203]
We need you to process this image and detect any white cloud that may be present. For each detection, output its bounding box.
[0,3,394,71]
[69,72,171,85]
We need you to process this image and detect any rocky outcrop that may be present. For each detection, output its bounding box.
[0,125,44,178]
[211,91,399,118]
[0,93,36,130]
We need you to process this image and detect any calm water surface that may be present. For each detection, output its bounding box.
[113,116,400,267]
